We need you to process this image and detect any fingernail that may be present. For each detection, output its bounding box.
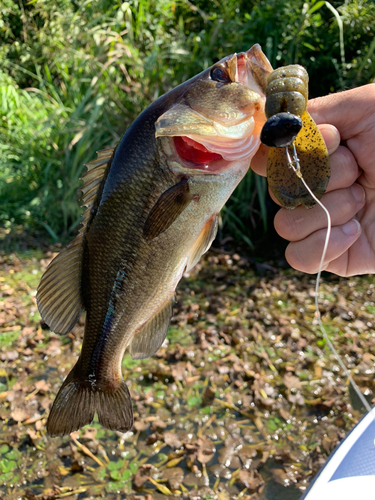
[350,184,365,204]
[342,219,361,236]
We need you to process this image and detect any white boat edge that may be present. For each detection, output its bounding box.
[302,406,375,499]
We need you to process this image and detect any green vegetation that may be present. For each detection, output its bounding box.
[1,0,374,244]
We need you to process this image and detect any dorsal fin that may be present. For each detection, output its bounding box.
[129,298,173,360]
[37,148,114,334]
[81,147,113,224]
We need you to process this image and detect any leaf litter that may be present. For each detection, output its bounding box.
[0,246,374,499]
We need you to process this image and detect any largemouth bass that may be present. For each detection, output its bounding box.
[37,45,315,437]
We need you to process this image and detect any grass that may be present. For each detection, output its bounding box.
[1,0,375,246]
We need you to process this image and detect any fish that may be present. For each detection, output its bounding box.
[36,44,275,436]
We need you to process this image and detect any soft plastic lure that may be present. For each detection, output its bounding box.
[260,65,331,209]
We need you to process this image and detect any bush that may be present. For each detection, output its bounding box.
[1,0,374,244]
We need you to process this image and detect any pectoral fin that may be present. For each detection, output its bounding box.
[129,298,173,360]
[143,178,194,240]
[186,214,218,272]
[267,111,330,209]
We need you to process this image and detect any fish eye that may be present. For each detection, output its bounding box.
[210,65,231,83]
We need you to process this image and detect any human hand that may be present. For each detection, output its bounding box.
[251,84,375,276]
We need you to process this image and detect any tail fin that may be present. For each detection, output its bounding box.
[47,366,134,436]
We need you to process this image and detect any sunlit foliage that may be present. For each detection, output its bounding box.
[1,0,374,243]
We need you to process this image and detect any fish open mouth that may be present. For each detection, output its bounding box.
[167,112,261,173]
[161,128,261,175]
[164,135,229,173]
[171,129,260,173]
[174,136,223,164]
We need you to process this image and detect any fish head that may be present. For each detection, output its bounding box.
[155,44,273,175]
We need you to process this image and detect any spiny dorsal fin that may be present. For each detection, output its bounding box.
[186,214,218,272]
[81,147,114,220]
[37,147,114,334]
[143,178,194,240]
[129,298,173,360]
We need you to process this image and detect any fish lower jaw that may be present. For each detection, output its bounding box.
[160,136,259,175]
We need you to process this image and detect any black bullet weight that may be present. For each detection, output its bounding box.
[260,112,303,148]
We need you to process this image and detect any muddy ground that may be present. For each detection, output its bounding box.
[0,245,374,500]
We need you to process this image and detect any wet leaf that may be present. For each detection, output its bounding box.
[283,373,302,390]
[162,467,184,490]
[238,469,264,492]
[107,459,125,471]
[164,432,182,449]
[133,419,150,432]
[0,445,9,455]
[11,406,28,422]
[133,464,157,488]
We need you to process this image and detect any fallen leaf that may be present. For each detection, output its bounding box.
[164,431,182,449]
[283,373,302,390]
[11,406,28,422]
[35,379,51,392]
[133,419,150,432]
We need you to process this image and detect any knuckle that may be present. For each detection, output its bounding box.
[329,146,359,188]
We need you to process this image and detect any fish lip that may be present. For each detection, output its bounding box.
[160,119,261,172]
[161,136,234,175]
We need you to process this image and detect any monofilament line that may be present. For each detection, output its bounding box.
[286,144,371,413]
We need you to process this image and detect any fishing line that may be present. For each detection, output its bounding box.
[286,144,371,413]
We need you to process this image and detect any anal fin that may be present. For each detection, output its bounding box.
[186,214,218,272]
[129,298,173,360]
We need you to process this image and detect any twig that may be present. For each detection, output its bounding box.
[70,435,106,468]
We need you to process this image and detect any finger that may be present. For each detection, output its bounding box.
[309,85,375,177]
[251,143,268,177]
[308,85,375,139]
[285,219,361,274]
[325,253,352,277]
[325,145,361,193]
[327,235,373,277]
[318,124,340,155]
[275,183,365,241]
